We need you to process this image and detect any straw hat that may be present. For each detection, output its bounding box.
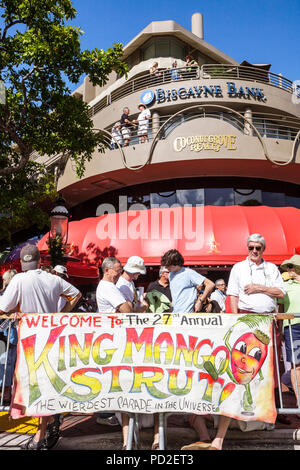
[280,255,300,271]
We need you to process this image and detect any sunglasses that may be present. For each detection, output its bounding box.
[248,245,262,252]
[287,264,294,269]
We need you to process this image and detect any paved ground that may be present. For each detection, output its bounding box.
[0,389,299,451]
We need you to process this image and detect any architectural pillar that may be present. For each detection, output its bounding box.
[244,108,253,136]
[152,111,160,136]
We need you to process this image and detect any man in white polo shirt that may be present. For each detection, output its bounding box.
[227,233,285,314]
[0,244,82,450]
[208,233,285,451]
[96,257,132,314]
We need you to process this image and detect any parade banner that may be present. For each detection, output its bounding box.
[11,313,276,423]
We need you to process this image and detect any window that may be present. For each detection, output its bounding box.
[141,37,185,61]
[177,189,204,206]
[205,188,234,206]
[234,189,262,206]
[150,191,177,207]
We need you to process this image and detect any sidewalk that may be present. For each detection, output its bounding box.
[0,390,299,451]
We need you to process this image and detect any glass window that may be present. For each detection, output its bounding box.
[234,189,262,206]
[286,195,300,209]
[143,42,155,61]
[262,192,285,207]
[176,189,204,206]
[205,188,234,206]
[156,39,170,57]
[150,191,177,207]
[170,41,184,60]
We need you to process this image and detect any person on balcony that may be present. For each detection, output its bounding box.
[185,55,198,79]
[149,61,162,85]
[120,107,136,147]
[170,61,182,81]
[134,104,151,143]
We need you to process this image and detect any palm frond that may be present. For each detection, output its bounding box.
[236,314,272,329]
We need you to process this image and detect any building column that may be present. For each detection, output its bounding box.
[244,108,253,136]
[152,111,160,136]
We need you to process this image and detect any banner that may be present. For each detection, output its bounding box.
[11,313,276,423]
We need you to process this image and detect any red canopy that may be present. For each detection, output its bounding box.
[36,206,300,267]
[0,250,99,285]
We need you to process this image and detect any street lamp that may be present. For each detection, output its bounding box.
[49,195,69,245]
[48,195,70,266]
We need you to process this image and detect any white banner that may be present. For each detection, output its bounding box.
[11,312,276,423]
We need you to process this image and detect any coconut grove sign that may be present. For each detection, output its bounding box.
[11,312,276,424]
[140,82,266,105]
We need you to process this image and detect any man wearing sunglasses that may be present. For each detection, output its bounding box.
[208,234,286,451]
[227,233,285,314]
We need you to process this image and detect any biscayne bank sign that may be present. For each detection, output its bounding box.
[140,82,266,106]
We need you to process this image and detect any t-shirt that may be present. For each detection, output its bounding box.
[0,269,80,313]
[96,280,127,313]
[277,279,300,327]
[120,113,131,128]
[210,289,227,312]
[137,109,151,127]
[116,276,135,303]
[169,267,206,313]
[146,280,172,302]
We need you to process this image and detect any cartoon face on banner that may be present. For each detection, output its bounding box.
[231,330,269,385]
[11,313,276,424]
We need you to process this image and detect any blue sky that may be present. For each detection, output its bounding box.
[71,0,300,89]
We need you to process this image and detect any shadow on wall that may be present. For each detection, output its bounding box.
[69,243,118,267]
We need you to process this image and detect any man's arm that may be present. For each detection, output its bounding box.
[117,301,133,313]
[194,278,215,312]
[230,295,239,314]
[61,292,82,313]
[244,285,284,298]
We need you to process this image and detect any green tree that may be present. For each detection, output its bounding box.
[0,0,127,247]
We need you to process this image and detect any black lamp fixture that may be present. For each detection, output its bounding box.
[49,195,70,245]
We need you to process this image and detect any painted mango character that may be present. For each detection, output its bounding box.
[204,323,271,415]
[224,327,270,414]
[231,330,269,385]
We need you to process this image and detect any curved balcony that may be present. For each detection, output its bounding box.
[105,109,300,148]
[88,64,295,118]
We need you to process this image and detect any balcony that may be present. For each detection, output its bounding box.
[88,64,296,118]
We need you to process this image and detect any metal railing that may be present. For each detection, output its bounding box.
[106,110,300,150]
[88,64,294,118]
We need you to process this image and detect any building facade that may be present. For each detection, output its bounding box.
[35,13,300,284]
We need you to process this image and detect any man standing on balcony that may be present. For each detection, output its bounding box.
[120,107,136,147]
[135,104,151,144]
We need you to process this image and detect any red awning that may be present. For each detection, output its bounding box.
[36,206,300,267]
[0,251,99,285]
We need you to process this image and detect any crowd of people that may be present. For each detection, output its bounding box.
[0,232,299,450]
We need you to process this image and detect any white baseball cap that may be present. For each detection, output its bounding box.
[53,265,69,277]
[123,256,146,275]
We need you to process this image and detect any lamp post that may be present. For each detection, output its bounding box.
[48,195,70,267]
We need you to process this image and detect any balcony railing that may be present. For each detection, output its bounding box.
[105,110,300,150]
[88,64,295,118]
